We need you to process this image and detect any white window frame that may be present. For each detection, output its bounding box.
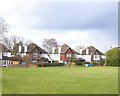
[94,55,99,59]
[66,54,71,58]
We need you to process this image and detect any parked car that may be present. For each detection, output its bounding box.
[1,64,8,67]
[85,64,93,67]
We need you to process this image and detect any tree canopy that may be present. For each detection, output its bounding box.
[106,47,120,66]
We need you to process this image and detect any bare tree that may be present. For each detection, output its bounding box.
[75,45,86,53]
[4,35,33,55]
[0,18,10,37]
[4,36,12,49]
[4,35,23,49]
[22,55,31,66]
[42,38,58,53]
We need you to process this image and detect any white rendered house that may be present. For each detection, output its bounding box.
[78,46,104,62]
[0,43,12,67]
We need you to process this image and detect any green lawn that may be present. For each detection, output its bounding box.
[2,66,118,94]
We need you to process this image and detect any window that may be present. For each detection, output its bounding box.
[33,52,38,57]
[3,52,7,56]
[66,54,71,58]
[94,55,99,59]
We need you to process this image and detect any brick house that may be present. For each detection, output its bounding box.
[19,43,51,63]
[50,44,79,64]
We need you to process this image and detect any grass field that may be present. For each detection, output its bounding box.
[2,66,118,94]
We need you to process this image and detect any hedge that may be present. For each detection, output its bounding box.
[37,63,64,67]
[76,61,83,65]
[92,61,99,66]
[83,61,91,64]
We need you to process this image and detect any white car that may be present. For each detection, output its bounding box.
[1,64,8,67]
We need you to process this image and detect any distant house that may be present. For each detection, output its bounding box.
[0,43,12,67]
[18,43,52,63]
[78,46,104,62]
[50,44,79,64]
[10,55,23,65]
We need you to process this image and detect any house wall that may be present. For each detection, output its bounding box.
[78,54,104,62]
[28,53,41,62]
[3,60,11,65]
[79,55,91,62]
[20,53,26,57]
[93,55,100,61]
[50,54,61,62]
[93,54,105,61]
[27,48,42,62]
[60,53,65,61]
[41,54,52,62]
[60,49,74,63]
[3,52,11,57]
[12,61,19,65]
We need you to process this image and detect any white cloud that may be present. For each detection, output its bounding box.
[7,28,117,53]
[8,29,89,44]
[0,0,118,53]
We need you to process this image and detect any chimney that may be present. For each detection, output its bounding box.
[86,48,89,55]
[79,48,83,55]
[24,46,27,53]
[58,46,61,54]
[52,47,55,54]
[19,46,21,53]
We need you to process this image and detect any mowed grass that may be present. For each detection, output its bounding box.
[2,66,118,94]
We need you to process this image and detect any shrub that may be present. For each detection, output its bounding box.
[76,61,83,66]
[70,56,75,63]
[92,61,98,66]
[99,59,105,66]
[106,48,120,66]
[83,61,91,64]
[52,60,59,63]
[37,63,64,67]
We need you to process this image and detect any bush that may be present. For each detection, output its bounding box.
[106,48,120,66]
[99,59,105,66]
[52,60,59,63]
[76,61,83,66]
[37,63,64,67]
[92,61,98,66]
[107,60,118,66]
[83,61,91,64]
[70,57,75,63]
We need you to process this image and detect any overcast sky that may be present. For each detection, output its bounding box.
[0,0,118,53]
